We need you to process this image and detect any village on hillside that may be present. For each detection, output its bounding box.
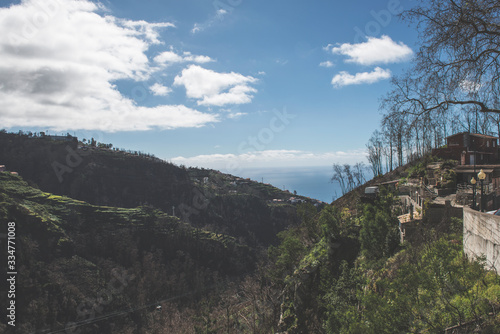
[364,132,500,274]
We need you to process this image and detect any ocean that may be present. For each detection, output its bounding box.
[235,166,344,203]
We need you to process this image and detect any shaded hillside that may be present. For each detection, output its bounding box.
[0,131,301,246]
[0,172,253,333]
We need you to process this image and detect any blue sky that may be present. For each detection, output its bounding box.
[0,0,418,175]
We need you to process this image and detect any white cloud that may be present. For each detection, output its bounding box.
[183,52,213,64]
[154,50,214,65]
[227,112,248,119]
[460,79,483,94]
[319,61,334,68]
[191,7,229,34]
[154,51,184,64]
[0,0,218,131]
[217,9,228,16]
[323,44,334,52]
[331,35,413,65]
[173,65,257,106]
[331,67,391,88]
[120,19,175,44]
[170,149,368,170]
[149,83,172,96]
[191,23,202,34]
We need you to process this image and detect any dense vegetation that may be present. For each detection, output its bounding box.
[0,131,302,247]
[1,132,499,333]
[0,172,255,333]
[2,0,499,331]
[269,188,500,333]
[0,132,307,333]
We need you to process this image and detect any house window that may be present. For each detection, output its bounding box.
[487,141,490,148]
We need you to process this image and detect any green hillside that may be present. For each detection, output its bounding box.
[0,172,255,333]
[268,166,500,333]
[3,132,499,333]
[0,131,306,247]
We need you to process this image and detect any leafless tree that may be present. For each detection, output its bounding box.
[331,163,348,195]
[382,0,500,119]
[367,130,384,177]
[353,162,367,186]
[331,162,369,195]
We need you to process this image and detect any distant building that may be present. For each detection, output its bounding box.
[288,197,306,204]
[432,132,498,165]
[10,172,18,176]
[0,165,5,172]
[364,186,379,196]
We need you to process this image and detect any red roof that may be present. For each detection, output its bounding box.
[447,132,498,140]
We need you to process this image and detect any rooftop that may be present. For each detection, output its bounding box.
[448,132,498,140]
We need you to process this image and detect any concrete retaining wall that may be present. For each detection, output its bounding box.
[463,207,500,273]
[425,202,463,224]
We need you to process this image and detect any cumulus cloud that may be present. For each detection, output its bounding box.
[331,35,413,65]
[171,149,368,170]
[331,67,391,88]
[173,65,257,106]
[120,19,175,44]
[154,50,213,65]
[0,0,218,131]
[149,83,172,96]
[319,61,334,68]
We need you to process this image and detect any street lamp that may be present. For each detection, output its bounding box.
[478,169,486,212]
[470,177,477,210]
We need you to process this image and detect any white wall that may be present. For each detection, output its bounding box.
[463,207,500,274]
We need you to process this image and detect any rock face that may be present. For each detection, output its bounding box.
[463,207,500,273]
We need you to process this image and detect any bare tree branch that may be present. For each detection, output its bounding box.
[384,0,500,119]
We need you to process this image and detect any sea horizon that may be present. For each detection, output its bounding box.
[230,165,343,203]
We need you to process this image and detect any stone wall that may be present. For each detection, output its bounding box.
[463,207,500,273]
[425,201,463,225]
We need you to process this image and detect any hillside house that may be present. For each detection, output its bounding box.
[432,132,498,165]
[0,165,5,172]
[289,197,306,204]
